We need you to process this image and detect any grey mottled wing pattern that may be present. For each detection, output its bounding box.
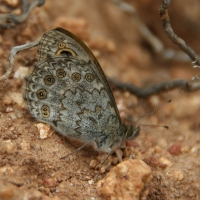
[25,28,123,151]
[37,28,120,121]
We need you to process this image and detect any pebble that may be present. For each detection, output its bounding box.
[98,159,152,200]
[43,177,57,188]
[5,107,13,113]
[36,123,52,139]
[173,170,184,181]
[13,66,29,79]
[9,92,26,108]
[168,143,181,155]
[1,140,16,154]
[159,157,172,167]
[90,159,98,168]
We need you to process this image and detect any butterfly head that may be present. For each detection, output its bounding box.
[125,125,140,141]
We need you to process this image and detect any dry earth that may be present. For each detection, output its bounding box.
[0,1,200,200]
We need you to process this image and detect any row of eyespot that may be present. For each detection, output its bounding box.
[43,71,95,85]
[36,71,95,118]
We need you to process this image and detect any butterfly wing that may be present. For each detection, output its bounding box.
[37,28,120,120]
[25,28,122,151]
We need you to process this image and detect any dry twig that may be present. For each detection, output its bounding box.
[0,0,45,29]
[0,38,40,81]
[111,0,190,63]
[159,0,200,68]
[108,78,200,98]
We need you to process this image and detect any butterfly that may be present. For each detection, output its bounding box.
[24,28,139,157]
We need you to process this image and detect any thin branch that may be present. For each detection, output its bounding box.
[112,0,163,53]
[111,0,190,63]
[0,38,40,81]
[159,0,200,68]
[0,0,45,29]
[108,78,200,98]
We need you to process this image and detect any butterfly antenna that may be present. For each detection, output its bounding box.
[60,138,95,159]
[133,99,171,124]
[138,124,169,130]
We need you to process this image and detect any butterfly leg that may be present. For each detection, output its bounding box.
[60,138,95,159]
[94,150,113,182]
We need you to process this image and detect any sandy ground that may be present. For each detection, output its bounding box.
[0,1,200,199]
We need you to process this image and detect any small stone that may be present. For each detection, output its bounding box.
[90,159,98,168]
[36,123,52,139]
[88,180,94,185]
[5,107,13,113]
[173,170,184,181]
[98,159,152,200]
[154,145,162,154]
[0,166,14,174]
[43,177,56,188]
[168,143,181,155]
[13,66,29,79]
[159,157,172,167]
[9,92,26,108]
[1,140,16,154]
[144,156,167,169]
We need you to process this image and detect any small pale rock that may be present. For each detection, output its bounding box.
[36,123,51,139]
[173,170,184,181]
[5,107,13,113]
[20,140,30,150]
[0,166,14,174]
[13,66,29,79]
[43,177,56,188]
[98,159,152,200]
[90,159,98,168]
[9,92,26,108]
[1,140,16,154]
[154,145,162,154]
[88,180,94,185]
[159,157,172,167]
